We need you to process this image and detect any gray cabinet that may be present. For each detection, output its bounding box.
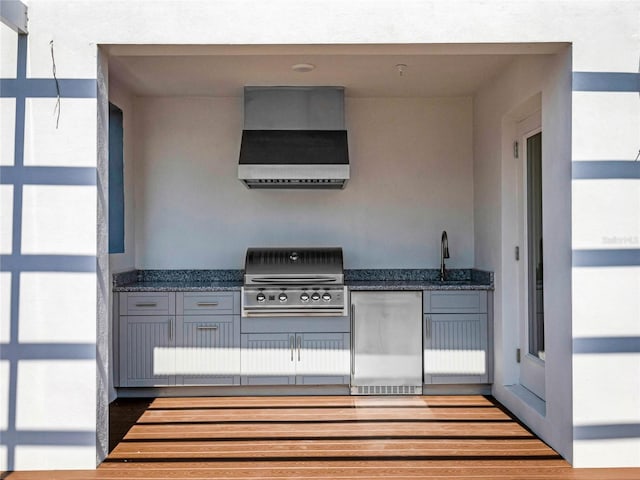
[177,315,240,385]
[297,333,351,385]
[117,291,241,387]
[175,292,240,385]
[240,319,350,386]
[423,291,492,384]
[119,314,176,387]
[240,333,296,385]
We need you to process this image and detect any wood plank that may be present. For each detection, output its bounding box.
[124,420,533,441]
[109,438,558,459]
[94,461,640,479]
[125,420,533,439]
[149,395,496,409]
[138,406,511,423]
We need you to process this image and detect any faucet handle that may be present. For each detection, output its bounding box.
[441,230,450,259]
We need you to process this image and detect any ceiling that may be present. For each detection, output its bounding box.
[107,44,561,97]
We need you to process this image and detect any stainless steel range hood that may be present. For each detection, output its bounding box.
[238,87,349,189]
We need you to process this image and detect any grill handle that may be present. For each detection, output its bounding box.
[248,276,338,285]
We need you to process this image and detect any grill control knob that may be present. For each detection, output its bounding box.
[256,293,266,303]
[300,293,310,302]
[311,292,321,302]
[278,293,288,302]
[322,292,332,302]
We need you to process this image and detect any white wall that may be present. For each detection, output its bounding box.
[1,21,99,470]
[3,0,638,471]
[133,96,474,269]
[474,51,574,462]
[570,57,640,469]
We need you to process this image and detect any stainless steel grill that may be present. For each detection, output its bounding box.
[241,247,347,317]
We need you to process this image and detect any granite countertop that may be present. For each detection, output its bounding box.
[347,280,491,291]
[113,269,494,292]
[113,281,243,292]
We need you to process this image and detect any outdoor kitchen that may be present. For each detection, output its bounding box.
[107,68,501,397]
[4,0,639,474]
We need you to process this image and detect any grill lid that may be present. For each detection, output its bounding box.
[244,247,343,282]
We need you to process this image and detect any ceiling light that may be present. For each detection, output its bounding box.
[291,63,316,73]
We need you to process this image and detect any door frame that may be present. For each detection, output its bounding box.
[516,110,546,400]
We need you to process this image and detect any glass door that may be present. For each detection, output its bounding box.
[517,112,545,400]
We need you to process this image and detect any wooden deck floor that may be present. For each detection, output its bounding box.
[3,395,639,479]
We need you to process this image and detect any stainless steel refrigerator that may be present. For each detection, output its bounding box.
[350,291,423,395]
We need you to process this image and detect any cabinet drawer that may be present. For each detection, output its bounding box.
[424,291,487,314]
[120,292,174,316]
[177,292,238,315]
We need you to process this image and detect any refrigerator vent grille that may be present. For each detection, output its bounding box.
[353,385,422,395]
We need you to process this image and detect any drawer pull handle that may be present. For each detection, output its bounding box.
[135,302,157,307]
[197,325,219,331]
[197,302,219,307]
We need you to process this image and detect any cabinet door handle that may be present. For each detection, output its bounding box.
[351,304,355,375]
[197,302,219,307]
[135,302,157,307]
[290,335,295,362]
[168,317,174,340]
[425,315,431,339]
[297,335,302,362]
[197,325,219,331]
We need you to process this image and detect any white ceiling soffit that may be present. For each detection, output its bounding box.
[107,43,567,98]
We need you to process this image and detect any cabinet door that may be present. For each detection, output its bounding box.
[176,315,240,385]
[119,315,175,387]
[424,313,488,384]
[296,333,350,385]
[240,333,296,385]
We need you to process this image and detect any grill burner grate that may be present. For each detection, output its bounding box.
[242,247,345,317]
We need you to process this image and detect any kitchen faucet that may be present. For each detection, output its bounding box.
[440,230,450,281]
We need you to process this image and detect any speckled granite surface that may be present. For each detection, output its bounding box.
[138,269,243,283]
[114,268,493,292]
[113,270,243,292]
[345,269,493,291]
[347,280,492,291]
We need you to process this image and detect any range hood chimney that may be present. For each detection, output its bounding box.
[238,86,349,189]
